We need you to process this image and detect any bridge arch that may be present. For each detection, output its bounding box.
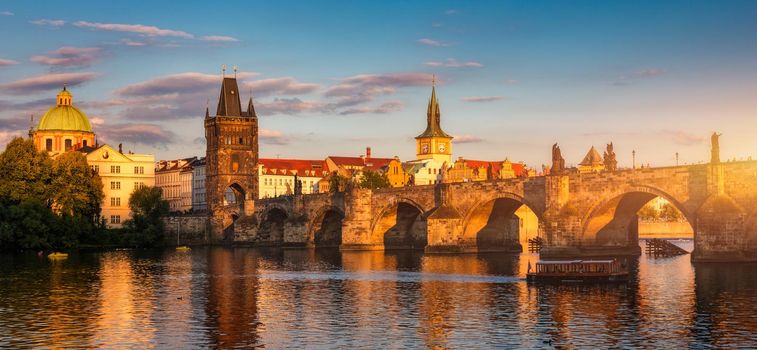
[370,198,428,250]
[462,192,543,252]
[307,205,345,248]
[581,185,694,246]
[257,205,288,244]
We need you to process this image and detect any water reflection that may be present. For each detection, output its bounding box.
[0,241,755,348]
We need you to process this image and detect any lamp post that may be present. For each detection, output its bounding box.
[675,152,679,166]
[632,150,636,169]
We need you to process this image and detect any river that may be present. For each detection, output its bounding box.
[1,240,755,349]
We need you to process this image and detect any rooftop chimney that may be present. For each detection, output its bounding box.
[366,146,372,160]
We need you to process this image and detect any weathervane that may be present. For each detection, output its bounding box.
[432,74,436,86]
[233,65,238,78]
[221,64,226,78]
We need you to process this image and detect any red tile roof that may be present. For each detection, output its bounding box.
[259,158,328,177]
[327,156,394,170]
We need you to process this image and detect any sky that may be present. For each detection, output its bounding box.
[1,0,756,169]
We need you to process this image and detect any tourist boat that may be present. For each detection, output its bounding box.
[176,246,191,252]
[526,259,629,283]
[47,252,69,259]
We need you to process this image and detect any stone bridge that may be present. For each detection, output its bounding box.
[222,161,757,262]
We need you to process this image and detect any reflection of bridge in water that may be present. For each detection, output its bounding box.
[214,161,757,262]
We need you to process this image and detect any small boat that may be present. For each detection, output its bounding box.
[526,259,629,283]
[176,246,191,252]
[47,252,69,259]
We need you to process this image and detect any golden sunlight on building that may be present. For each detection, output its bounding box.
[577,146,605,173]
[30,87,155,228]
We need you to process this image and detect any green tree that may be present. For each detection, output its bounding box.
[124,186,169,247]
[660,202,682,222]
[0,138,53,205]
[328,172,352,193]
[51,151,104,222]
[637,202,660,221]
[357,170,390,190]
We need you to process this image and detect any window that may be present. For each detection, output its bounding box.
[110,215,121,224]
[45,139,53,151]
[110,197,121,207]
[91,165,99,173]
[428,169,432,174]
[64,139,72,151]
[134,182,145,190]
[83,140,88,147]
[110,181,121,190]
[134,166,144,174]
[111,165,121,174]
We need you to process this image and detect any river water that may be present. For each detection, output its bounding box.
[1,240,755,349]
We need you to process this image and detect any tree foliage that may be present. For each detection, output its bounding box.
[0,138,53,205]
[357,170,390,190]
[123,186,169,248]
[51,151,104,221]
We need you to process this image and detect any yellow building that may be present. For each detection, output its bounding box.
[578,146,605,173]
[31,86,155,227]
[85,145,155,226]
[385,157,410,187]
[32,87,95,154]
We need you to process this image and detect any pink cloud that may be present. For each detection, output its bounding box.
[424,58,483,68]
[0,59,18,66]
[73,21,194,38]
[339,101,403,115]
[120,39,147,46]
[259,128,290,145]
[0,72,98,95]
[256,97,325,115]
[243,77,320,97]
[325,72,433,97]
[453,135,483,143]
[462,96,507,102]
[416,38,449,47]
[663,130,705,146]
[116,71,257,96]
[31,47,101,67]
[97,123,176,146]
[200,35,239,42]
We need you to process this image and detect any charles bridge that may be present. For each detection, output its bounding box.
[207,160,757,262]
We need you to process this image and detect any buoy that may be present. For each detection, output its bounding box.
[176,246,191,252]
[48,252,68,259]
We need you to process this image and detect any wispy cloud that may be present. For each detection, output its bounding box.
[0,11,13,16]
[0,72,98,95]
[116,71,257,97]
[243,77,320,97]
[0,59,18,66]
[425,58,483,68]
[200,35,239,42]
[445,9,459,15]
[98,123,177,147]
[120,39,146,46]
[31,47,101,67]
[339,101,403,115]
[416,38,449,47]
[256,97,325,115]
[662,130,705,146]
[73,21,195,38]
[31,19,65,27]
[613,68,666,86]
[453,135,483,143]
[462,96,506,103]
[260,129,290,145]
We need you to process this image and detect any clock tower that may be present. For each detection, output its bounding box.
[415,79,452,163]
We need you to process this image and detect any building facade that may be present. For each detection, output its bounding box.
[578,146,605,173]
[192,157,207,212]
[32,87,96,155]
[258,158,328,198]
[155,157,196,213]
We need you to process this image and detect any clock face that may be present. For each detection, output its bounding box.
[422,143,429,153]
[438,143,446,152]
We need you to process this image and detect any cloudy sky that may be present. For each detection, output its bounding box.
[1,1,756,168]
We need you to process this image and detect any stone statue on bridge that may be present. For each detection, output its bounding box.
[294,174,303,195]
[551,143,565,175]
[603,142,618,172]
[711,132,722,164]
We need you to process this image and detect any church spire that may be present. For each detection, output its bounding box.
[416,76,451,139]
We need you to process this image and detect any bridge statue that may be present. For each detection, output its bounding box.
[551,143,565,175]
[603,142,618,171]
[711,132,722,164]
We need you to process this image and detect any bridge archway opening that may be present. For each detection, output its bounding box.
[464,197,541,253]
[311,208,344,248]
[373,201,427,250]
[258,207,287,243]
[223,183,246,213]
[584,192,693,249]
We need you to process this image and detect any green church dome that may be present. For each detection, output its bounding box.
[36,87,93,133]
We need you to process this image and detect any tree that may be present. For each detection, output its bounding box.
[328,172,352,193]
[660,202,682,222]
[51,151,104,222]
[357,170,390,190]
[124,186,169,247]
[0,138,53,205]
[637,202,660,221]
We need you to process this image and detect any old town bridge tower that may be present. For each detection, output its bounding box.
[205,74,259,232]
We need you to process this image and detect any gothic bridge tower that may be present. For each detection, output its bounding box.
[205,72,259,239]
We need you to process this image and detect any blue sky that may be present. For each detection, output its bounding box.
[1,1,756,169]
